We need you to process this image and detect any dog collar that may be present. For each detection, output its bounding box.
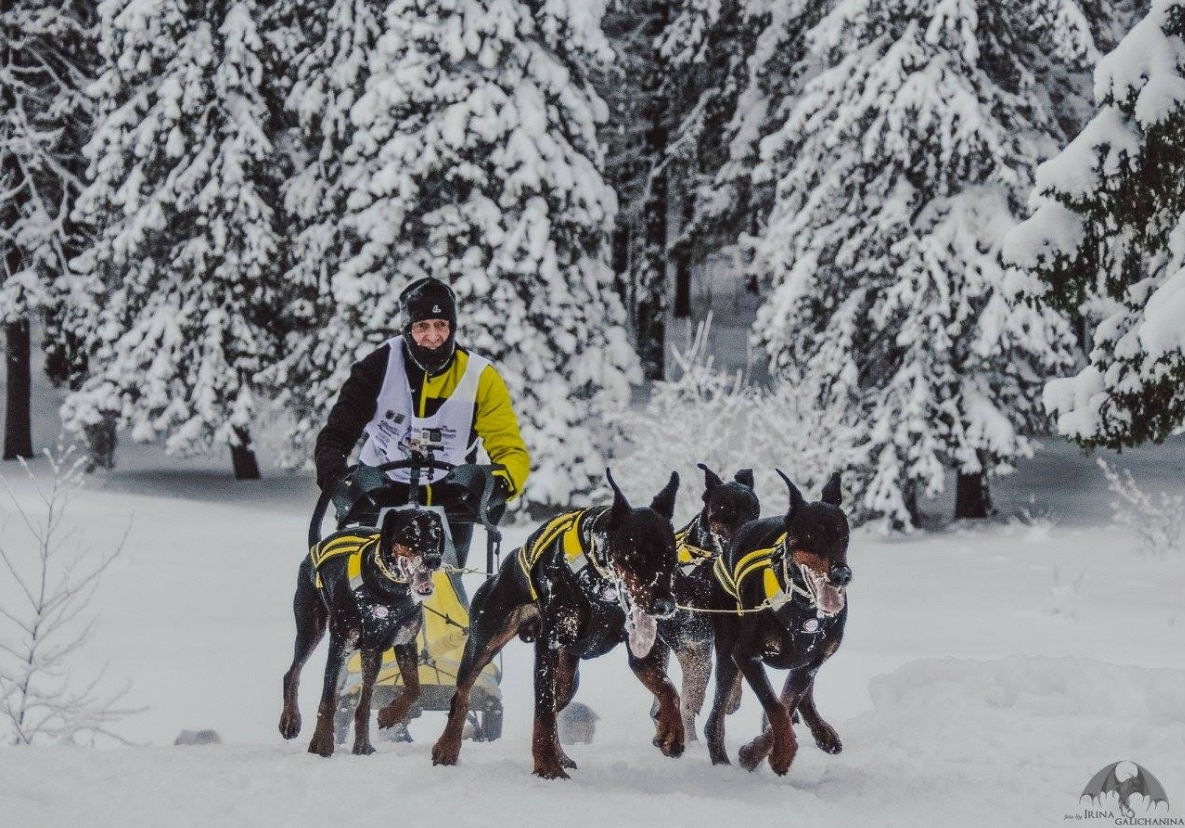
[370,542,410,584]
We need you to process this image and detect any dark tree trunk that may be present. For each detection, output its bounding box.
[954,462,994,520]
[673,199,692,319]
[4,317,33,461]
[612,221,630,309]
[637,125,668,380]
[83,414,118,471]
[231,426,261,480]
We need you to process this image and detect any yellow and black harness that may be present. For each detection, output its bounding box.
[675,522,717,573]
[712,533,815,616]
[515,508,613,601]
[308,531,407,590]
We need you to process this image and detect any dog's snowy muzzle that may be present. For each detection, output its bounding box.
[397,556,436,602]
[800,563,846,616]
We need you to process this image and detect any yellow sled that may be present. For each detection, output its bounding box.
[334,569,504,742]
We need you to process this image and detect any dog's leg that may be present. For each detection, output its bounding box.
[376,642,420,730]
[531,633,569,779]
[551,649,581,769]
[628,642,685,758]
[307,626,354,757]
[350,648,381,755]
[733,648,796,776]
[432,578,527,767]
[674,639,711,743]
[279,564,326,740]
[791,674,842,754]
[704,625,741,766]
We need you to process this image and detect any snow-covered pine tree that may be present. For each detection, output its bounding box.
[594,0,674,379]
[256,0,386,468]
[750,0,1095,528]
[665,0,825,283]
[1005,0,1185,450]
[62,0,280,478]
[268,0,637,507]
[1,1,97,459]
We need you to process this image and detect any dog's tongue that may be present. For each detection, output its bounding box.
[626,603,657,658]
[816,583,845,615]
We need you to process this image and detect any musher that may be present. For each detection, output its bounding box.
[314,277,530,567]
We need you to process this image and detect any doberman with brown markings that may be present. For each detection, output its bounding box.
[279,507,444,757]
[649,464,759,742]
[704,470,851,776]
[431,470,683,779]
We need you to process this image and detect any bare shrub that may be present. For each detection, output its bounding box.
[0,444,138,745]
[1097,459,1184,557]
[605,316,853,523]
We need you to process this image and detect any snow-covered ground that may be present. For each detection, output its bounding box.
[1,375,1183,826]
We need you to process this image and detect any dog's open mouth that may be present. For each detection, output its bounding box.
[397,556,436,600]
[800,564,845,616]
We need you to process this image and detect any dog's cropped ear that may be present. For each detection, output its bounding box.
[650,471,679,521]
[776,469,805,521]
[821,471,843,507]
[734,468,755,492]
[607,468,631,522]
[697,463,723,499]
[379,509,403,554]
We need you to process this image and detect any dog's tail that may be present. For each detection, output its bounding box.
[308,487,332,549]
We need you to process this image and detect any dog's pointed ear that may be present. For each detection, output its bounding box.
[607,468,631,521]
[734,468,755,492]
[821,471,843,506]
[776,469,805,522]
[379,509,401,554]
[650,471,679,521]
[697,462,724,492]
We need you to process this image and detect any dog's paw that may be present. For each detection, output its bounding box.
[352,741,376,756]
[559,751,578,770]
[811,724,843,754]
[431,739,460,766]
[768,741,797,777]
[376,703,408,730]
[708,752,731,766]
[533,760,571,780]
[278,710,301,740]
[737,742,765,772]
[307,734,335,758]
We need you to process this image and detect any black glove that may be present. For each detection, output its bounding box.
[491,475,512,505]
[319,465,347,495]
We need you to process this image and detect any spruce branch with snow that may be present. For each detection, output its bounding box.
[0,444,137,746]
[748,0,1094,528]
[1006,0,1185,450]
[60,0,281,478]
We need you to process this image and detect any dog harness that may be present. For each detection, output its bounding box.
[675,525,716,572]
[713,534,817,615]
[515,508,612,601]
[309,531,407,589]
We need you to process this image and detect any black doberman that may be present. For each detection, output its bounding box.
[650,464,759,741]
[431,470,682,779]
[279,507,445,756]
[704,470,851,775]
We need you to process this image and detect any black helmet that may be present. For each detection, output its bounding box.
[400,277,457,374]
